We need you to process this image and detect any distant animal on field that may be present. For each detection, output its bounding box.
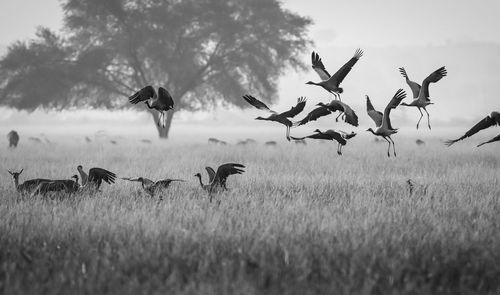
[416,139,425,146]
[208,138,227,145]
[7,130,19,148]
[121,177,184,198]
[141,139,152,144]
[28,137,42,144]
[265,141,277,146]
[85,136,92,143]
[8,169,50,195]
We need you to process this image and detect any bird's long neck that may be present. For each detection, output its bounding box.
[78,168,88,186]
[368,129,377,136]
[195,174,204,187]
[145,101,155,109]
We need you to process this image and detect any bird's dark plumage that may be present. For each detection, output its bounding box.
[445,112,500,146]
[242,95,276,113]
[129,85,156,104]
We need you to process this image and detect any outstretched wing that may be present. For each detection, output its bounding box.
[311,51,331,81]
[366,95,383,127]
[88,167,116,187]
[155,179,185,188]
[214,163,245,186]
[382,89,406,130]
[445,115,497,146]
[327,48,363,86]
[129,86,156,104]
[329,101,359,127]
[280,97,306,118]
[242,95,276,113]
[158,87,174,109]
[399,67,421,98]
[121,177,141,182]
[205,167,216,183]
[293,106,331,127]
[422,66,447,100]
[477,134,500,147]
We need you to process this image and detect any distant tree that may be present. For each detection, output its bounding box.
[0,0,311,138]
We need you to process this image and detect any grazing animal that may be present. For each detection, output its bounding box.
[8,169,50,195]
[291,129,356,155]
[194,163,245,201]
[243,95,306,141]
[366,90,407,157]
[141,139,152,144]
[399,67,447,129]
[30,181,67,198]
[77,165,116,190]
[306,49,363,100]
[129,86,174,128]
[294,100,358,127]
[85,136,92,143]
[122,177,184,197]
[416,139,425,146]
[208,138,227,145]
[28,137,42,144]
[265,141,277,146]
[445,112,500,147]
[7,130,19,148]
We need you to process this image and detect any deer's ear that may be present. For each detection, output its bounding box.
[19,169,24,174]
[8,170,13,175]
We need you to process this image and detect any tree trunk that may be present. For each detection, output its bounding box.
[151,110,175,139]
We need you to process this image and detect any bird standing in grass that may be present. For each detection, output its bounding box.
[291,129,356,155]
[77,165,116,191]
[194,163,245,202]
[121,177,184,198]
[242,95,306,141]
[306,49,363,100]
[366,90,407,157]
[398,67,447,130]
[445,112,500,147]
[129,86,174,128]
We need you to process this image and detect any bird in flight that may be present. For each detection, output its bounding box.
[121,177,184,198]
[242,95,306,141]
[129,86,174,128]
[291,129,356,155]
[445,111,500,147]
[398,67,447,130]
[366,90,407,157]
[194,163,245,202]
[306,49,363,100]
[294,100,358,127]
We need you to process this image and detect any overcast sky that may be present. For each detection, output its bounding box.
[1,1,499,141]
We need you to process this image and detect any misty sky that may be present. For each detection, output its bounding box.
[1,0,500,141]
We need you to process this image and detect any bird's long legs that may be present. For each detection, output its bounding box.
[388,136,397,157]
[416,107,424,129]
[423,108,431,130]
[337,143,343,155]
[383,136,392,157]
[286,126,291,141]
[335,112,343,122]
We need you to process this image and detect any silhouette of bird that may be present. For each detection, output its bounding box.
[264,141,277,146]
[399,67,447,129]
[306,49,363,100]
[122,177,184,197]
[129,86,174,128]
[194,163,245,201]
[7,130,19,148]
[291,129,356,155]
[294,100,358,127]
[445,112,500,147]
[243,95,306,141]
[77,165,116,190]
[366,90,407,157]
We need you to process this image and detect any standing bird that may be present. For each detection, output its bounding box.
[77,165,116,190]
[399,67,447,129]
[291,129,356,155]
[129,86,174,128]
[242,95,306,141]
[294,100,358,127]
[7,130,19,148]
[194,163,245,201]
[121,177,184,197]
[306,49,363,100]
[366,90,407,157]
[445,112,500,147]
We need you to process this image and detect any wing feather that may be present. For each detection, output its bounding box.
[399,67,421,98]
[280,97,307,118]
[327,48,363,86]
[205,167,216,183]
[311,51,331,80]
[293,106,331,126]
[366,95,383,127]
[382,89,406,130]
[445,115,496,146]
[158,87,174,109]
[422,66,447,100]
[129,86,156,104]
[213,163,245,186]
[242,95,276,113]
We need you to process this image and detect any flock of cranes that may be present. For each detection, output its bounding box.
[5,48,499,200]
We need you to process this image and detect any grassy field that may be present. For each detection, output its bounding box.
[1,138,499,294]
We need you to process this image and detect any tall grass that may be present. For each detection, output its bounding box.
[1,139,499,294]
